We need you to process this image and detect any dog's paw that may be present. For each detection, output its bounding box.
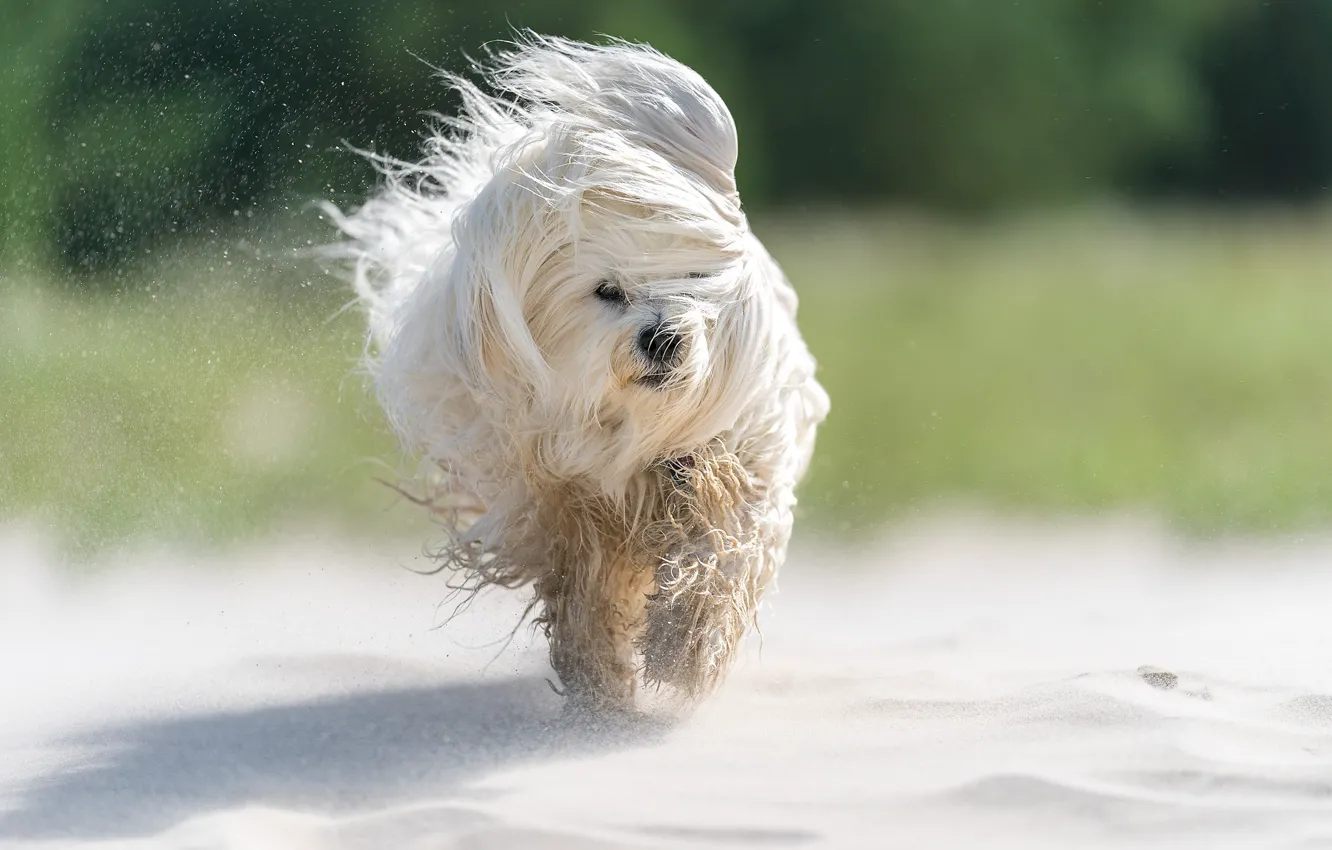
[641,590,729,694]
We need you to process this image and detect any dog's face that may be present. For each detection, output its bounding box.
[541,194,752,388]
[464,168,773,490]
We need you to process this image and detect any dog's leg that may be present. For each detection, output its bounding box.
[641,548,763,700]
[539,551,652,714]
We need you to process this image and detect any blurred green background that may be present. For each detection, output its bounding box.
[5,0,1332,557]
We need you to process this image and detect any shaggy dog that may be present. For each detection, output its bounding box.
[325,35,828,712]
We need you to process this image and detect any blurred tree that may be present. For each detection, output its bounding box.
[38,0,600,273]
[0,0,86,268]
[1152,0,1332,200]
[692,0,1228,208]
[4,0,1329,275]
[47,0,389,270]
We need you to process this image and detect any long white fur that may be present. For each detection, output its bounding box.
[324,34,829,710]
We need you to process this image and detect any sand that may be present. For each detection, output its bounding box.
[4,514,1332,849]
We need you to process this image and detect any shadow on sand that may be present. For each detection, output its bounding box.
[1,673,671,841]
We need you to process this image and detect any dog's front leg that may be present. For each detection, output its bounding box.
[641,542,762,700]
[538,551,653,713]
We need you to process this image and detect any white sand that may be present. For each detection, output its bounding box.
[4,515,1332,849]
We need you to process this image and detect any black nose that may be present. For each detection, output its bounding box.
[638,323,684,365]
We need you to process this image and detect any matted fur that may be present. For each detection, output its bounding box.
[324,34,828,711]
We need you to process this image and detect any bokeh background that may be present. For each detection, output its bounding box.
[5,0,1332,559]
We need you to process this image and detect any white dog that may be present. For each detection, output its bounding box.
[326,35,828,712]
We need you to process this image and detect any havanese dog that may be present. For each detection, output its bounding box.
[325,34,829,713]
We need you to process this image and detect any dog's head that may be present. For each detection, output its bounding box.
[355,38,806,498]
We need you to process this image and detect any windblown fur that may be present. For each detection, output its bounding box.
[324,35,828,711]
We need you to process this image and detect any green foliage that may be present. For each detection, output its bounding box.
[1169,0,1332,198]
[2,0,1331,271]
[0,0,86,267]
[683,0,1224,208]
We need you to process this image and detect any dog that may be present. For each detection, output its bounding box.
[325,35,828,712]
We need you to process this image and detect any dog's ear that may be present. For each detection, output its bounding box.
[496,36,740,201]
[365,152,559,464]
[439,158,557,404]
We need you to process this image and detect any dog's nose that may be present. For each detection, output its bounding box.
[638,323,684,365]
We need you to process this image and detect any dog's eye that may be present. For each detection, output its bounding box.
[594,279,628,306]
[685,272,710,279]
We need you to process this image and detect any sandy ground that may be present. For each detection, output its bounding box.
[4,514,1332,849]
